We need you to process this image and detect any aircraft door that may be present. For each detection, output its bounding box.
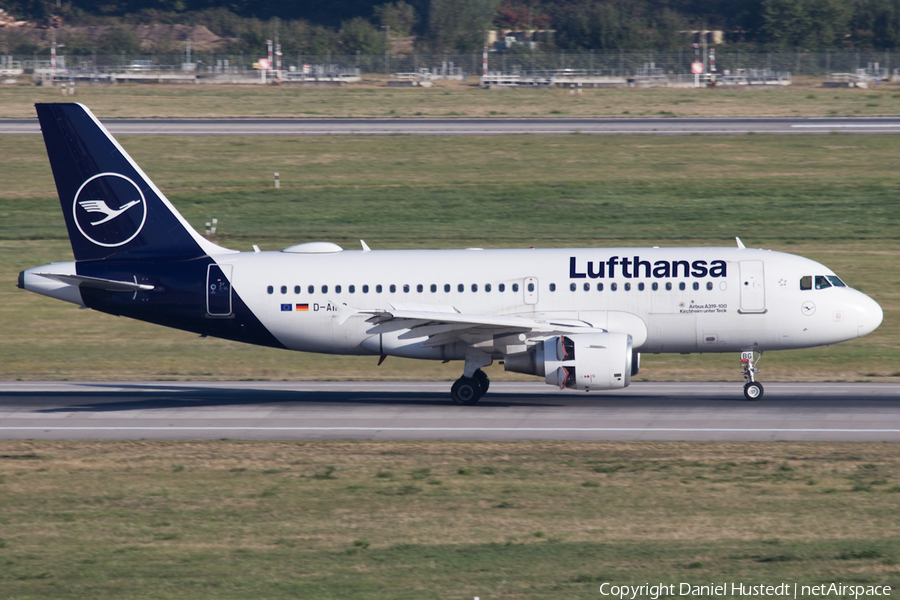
[738,260,766,313]
[207,264,233,316]
[524,277,538,305]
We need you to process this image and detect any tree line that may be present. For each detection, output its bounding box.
[3,0,900,55]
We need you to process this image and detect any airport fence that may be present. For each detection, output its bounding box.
[3,50,897,78]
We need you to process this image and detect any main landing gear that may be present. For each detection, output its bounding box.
[450,369,490,405]
[741,351,764,400]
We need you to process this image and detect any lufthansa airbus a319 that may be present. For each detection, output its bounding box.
[19,104,883,403]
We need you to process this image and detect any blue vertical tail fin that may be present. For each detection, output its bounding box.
[36,103,232,261]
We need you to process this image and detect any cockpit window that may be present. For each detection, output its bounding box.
[826,276,847,287]
[800,276,812,291]
[815,275,832,290]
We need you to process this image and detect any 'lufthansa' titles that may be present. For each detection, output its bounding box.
[569,256,727,279]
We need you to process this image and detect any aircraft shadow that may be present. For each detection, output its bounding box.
[0,381,737,413]
[2,384,894,414]
[3,385,568,412]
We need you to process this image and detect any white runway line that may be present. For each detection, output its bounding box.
[2,427,899,433]
[791,124,900,128]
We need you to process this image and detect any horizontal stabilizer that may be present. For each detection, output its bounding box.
[35,272,154,292]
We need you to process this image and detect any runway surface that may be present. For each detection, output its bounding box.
[1,381,899,442]
[3,117,900,135]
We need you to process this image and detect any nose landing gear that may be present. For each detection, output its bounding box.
[741,351,764,400]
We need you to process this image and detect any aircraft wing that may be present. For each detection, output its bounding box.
[361,303,604,348]
[365,308,539,330]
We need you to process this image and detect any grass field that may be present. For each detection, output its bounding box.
[1,93,898,598]
[3,78,900,119]
[0,440,898,599]
[2,132,897,382]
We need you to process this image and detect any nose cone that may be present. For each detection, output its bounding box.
[856,293,884,338]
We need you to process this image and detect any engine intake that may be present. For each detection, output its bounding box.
[504,333,634,391]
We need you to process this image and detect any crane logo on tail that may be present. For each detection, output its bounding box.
[73,173,147,247]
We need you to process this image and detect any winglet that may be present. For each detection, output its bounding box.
[735,237,746,249]
[360,240,371,252]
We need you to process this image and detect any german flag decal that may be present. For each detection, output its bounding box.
[296,304,309,312]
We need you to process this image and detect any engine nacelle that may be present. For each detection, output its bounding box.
[504,333,634,391]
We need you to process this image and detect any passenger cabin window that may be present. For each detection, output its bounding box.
[335,285,342,293]
[281,285,287,294]
[403,284,410,293]
[363,285,369,293]
[430,284,437,293]
[499,283,506,292]
[294,285,301,294]
[485,283,492,292]
[549,283,556,292]
[349,285,355,294]
[527,283,535,292]
[321,285,328,294]
[638,282,645,291]
[267,286,274,294]
[472,284,478,292]
[390,284,396,293]
[624,283,631,291]
[652,282,658,291]
[376,284,383,293]
[597,283,604,291]
[444,284,451,292]
[800,276,812,291]
[570,283,576,291]
[611,283,618,291]
[308,285,314,294]
[458,284,464,293]
[815,276,832,290]
[512,283,519,292]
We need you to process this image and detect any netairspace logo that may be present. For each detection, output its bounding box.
[598,582,892,600]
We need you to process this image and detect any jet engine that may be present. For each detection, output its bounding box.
[504,333,635,391]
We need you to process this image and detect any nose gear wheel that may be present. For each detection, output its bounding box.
[740,351,764,400]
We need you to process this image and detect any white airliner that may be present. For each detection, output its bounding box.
[19,103,883,403]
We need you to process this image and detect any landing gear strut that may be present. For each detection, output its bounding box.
[741,351,764,400]
[451,369,490,405]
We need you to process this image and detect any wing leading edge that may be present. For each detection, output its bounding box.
[361,302,606,349]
